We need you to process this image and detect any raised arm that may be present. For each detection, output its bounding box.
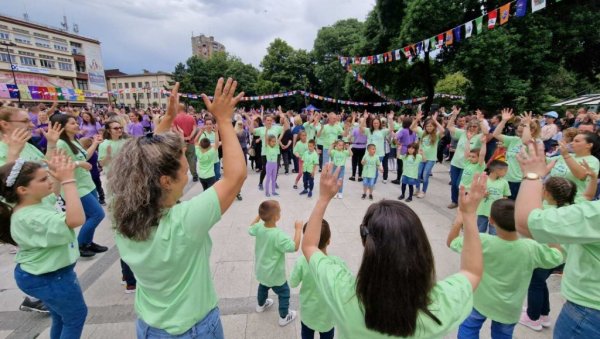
[478,141,487,166]
[476,109,490,136]
[84,135,102,161]
[581,159,598,201]
[492,108,513,142]
[155,83,180,134]
[213,130,220,150]
[558,140,588,180]
[447,106,461,136]
[410,111,422,133]
[520,111,533,144]
[201,78,246,214]
[458,173,486,290]
[48,152,85,228]
[431,112,445,135]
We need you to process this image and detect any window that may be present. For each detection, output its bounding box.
[111,83,116,89]
[40,59,55,68]
[18,51,35,56]
[0,53,16,63]
[131,82,136,88]
[35,38,51,48]
[54,43,68,52]
[138,82,143,88]
[140,103,145,109]
[124,83,129,89]
[153,92,158,99]
[118,83,123,89]
[70,41,83,55]
[162,103,167,109]
[58,62,73,71]
[126,93,130,99]
[38,54,54,60]
[76,79,88,90]
[33,33,49,38]
[57,57,71,62]
[152,81,157,86]
[12,28,29,34]
[146,93,150,99]
[75,61,85,73]
[0,31,9,40]
[144,81,150,88]
[119,94,124,99]
[19,56,36,66]
[14,34,31,44]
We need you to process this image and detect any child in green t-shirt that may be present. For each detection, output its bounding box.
[361,144,383,201]
[329,140,353,199]
[195,131,220,191]
[476,160,510,234]
[293,131,309,190]
[447,199,564,338]
[460,134,487,191]
[398,143,425,202]
[300,140,319,198]
[249,200,303,327]
[290,219,339,338]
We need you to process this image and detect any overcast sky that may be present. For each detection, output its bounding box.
[2,0,374,74]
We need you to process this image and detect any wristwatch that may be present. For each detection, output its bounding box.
[523,172,541,180]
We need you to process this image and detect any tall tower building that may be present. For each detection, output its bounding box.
[191,34,225,59]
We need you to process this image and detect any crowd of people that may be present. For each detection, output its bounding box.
[0,77,599,339]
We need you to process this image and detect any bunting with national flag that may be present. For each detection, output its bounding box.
[445,30,453,46]
[475,16,484,34]
[465,20,474,38]
[516,0,528,17]
[531,0,546,13]
[453,26,462,43]
[488,9,498,29]
[500,3,511,25]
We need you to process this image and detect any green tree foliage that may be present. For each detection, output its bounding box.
[435,72,470,96]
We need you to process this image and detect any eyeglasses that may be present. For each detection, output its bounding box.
[111,127,123,130]
[8,119,32,124]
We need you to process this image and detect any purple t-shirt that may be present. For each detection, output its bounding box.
[128,122,145,137]
[396,129,417,155]
[28,112,39,126]
[79,122,102,138]
[352,127,368,149]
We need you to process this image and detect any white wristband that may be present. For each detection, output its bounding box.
[75,161,80,167]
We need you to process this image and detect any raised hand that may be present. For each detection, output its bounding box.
[93,134,103,145]
[415,111,424,122]
[519,110,532,124]
[43,122,64,145]
[558,140,570,156]
[581,159,597,179]
[476,109,484,121]
[319,163,342,201]
[3,128,30,155]
[459,173,488,214]
[202,78,244,123]
[47,152,76,182]
[165,82,180,121]
[452,106,461,116]
[517,141,555,177]
[432,112,439,121]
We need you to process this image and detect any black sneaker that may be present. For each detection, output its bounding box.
[87,242,108,253]
[361,194,366,200]
[398,195,405,200]
[236,194,243,201]
[99,199,106,206]
[19,297,49,314]
[405,197,413,202]
[293,185,298,189]
[192,176,199,182]
[258,184,264,191]
[358,177,363,182]
[79,247,96,257]
[369,194,373,200]
[391,179,400,185]
[349,176,356,181]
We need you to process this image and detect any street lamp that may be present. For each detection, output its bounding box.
[0,41,20,104]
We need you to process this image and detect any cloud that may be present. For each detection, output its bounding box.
[2,0,374,73]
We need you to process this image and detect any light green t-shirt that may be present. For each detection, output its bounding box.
[450,129,482,169]
[303,122,321,142]
[198,131,219,164]
[302,151,319,173]
[115,188,222,335]
[476,178,511,217]
[308,252,474,338]
[56,139,95,197]
[549,154,600,202]
[401,154,422,179]
[365,129,389,157]
[0,141,45,166]
[361,154,380,179]
[293,140,308,158]
[330,149,350,167]
[451,235,563,324]
[528,201,600,311]
[290,254,339,332]
[248,222,296,287]
[11,195,79,275]
[253,125,283,155]
[98,139,127,175]
[320,124,343,149]
[195,147,216,179]
[501,135,524,183]
[265,144,279,163]
[417,128,440,162]
[460,162,486,190]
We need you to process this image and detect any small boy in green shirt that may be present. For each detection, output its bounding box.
[249,200,302,327]
[195,131,219,191]
[476,160,510,234]
[290,219,341,338]
[361,144,383,201]
[300,140,319,198]
[447,199,563,338]
[460,134,487,191]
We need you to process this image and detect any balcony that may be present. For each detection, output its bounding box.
[73,54,85,62]
[76,72,88,80]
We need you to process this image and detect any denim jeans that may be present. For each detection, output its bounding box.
[508,181,521,201]
[136,307,224,339]
[450,165,464,204]
[332,165,345,193]
[375,156,384,183]
[301,321,334,339]
[303,172,314,192]
[554,301,600,338]
[78,190,105,246]
[15,264,87,339]
[477,216,496,235]
[258,282,290,318]
[213,162,221,181]
[417,160,436,192]
[322,148,330,166]
[458,308,516,339]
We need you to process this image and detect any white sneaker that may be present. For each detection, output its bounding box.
[278,310,297,326]
[540,315,552,328]
[333,194,338,199]
[417,192,425,198]
[382,180,387,184]
[256,298,273,313]
[337,193,343,199]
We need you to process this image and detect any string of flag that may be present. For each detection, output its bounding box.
[346,65,397,103]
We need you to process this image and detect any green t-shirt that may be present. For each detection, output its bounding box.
[451,235,563,324]
[293,140,308,158]
[265,144,279,162]
[501,136,524,183]
[115,188,222,335]
[401,154,422,179]
[549,154,600,202]
[476,178,511,217]
[56,139,95,197]
[528,201,600,311]
[330,149,350,167]
[365,129,389,157]
[253,125,283,155]
[303,122,321,142]
[289,254,340,332]
[320,124,343,149]
[98,139,127,175]
[195,147,216,179]
[308,252,474,338]
[302,151,319,173]
[450,129,482,169]
[248,222,296,287]
[199,131,219,164]
[11,195,79,275]
[0,141,45,166]
[361,154,380,179]
[460,162,486,190]
[417,128,440,162]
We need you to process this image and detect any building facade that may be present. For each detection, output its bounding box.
[191,34,225,59]
[105,69,172,109]
[0,14,107,105]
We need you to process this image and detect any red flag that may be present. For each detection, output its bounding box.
[437,34,444,47]
[488,9,498,29]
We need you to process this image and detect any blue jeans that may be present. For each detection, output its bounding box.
[508,181,521,201]
[554,301,600,339]
[301,321,334,339]
[458,308,516,339]
[303,172,314,192]
[78,190,105,246]
[213,162,221,181]
[417,161,435,192]
[450,165,464,204]
[258,282,290,318]
[477,216,496,235]
[15,264,87,339]
[332,165,345,193]
[375,156,384,183]
[136,307,224,339]
[322,148,330,165]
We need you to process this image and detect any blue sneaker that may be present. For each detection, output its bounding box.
[258,184,264,191]
[299,190,308,195]
[272,192,280,196]
[308,191,313,198]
